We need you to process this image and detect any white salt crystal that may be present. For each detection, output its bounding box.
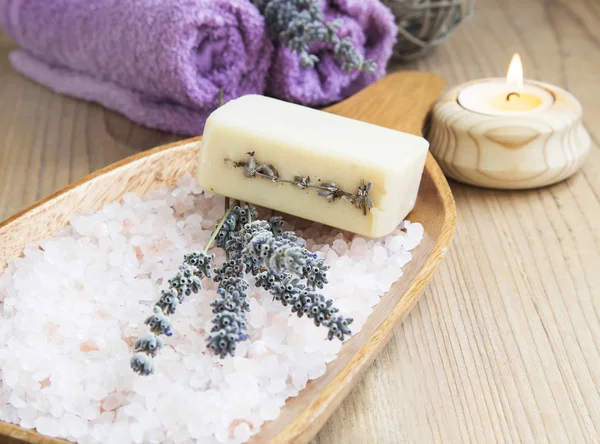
[35,416,60,437]
[403,222,424,250]
[233,422,251,441]
[130,422,146,443]
[332,239,348,255]
[67,414,88,439]
[248,341,268,358]
[291,371,309,390]
[259,399,281,421]
[8,393,26,409]
[372,245,387,265]
[4,368,19,388]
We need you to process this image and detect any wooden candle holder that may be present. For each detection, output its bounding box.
[427,79,591,189]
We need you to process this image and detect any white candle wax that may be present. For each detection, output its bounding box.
[457,80,555,117]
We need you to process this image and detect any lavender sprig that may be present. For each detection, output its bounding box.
[252,0,375,73]
[131,201,238,376]
[131,251,214,376]
[208,259,251,358]
[238,213,349,341]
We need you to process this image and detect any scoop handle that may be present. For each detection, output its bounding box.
[324,72,445,137]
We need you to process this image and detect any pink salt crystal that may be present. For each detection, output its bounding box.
[101,393,124,412]
[43,322,59,336]
[350,237,368,255]
[79,341,99,353]
[332,239,348,255]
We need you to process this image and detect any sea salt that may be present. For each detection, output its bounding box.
[0,173,423,443]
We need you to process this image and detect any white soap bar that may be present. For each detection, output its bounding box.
[196,95,429,238]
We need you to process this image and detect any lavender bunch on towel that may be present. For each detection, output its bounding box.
[252,0,375,72]
[262,0,398,106]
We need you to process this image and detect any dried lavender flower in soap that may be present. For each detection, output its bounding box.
[317,183,343,202]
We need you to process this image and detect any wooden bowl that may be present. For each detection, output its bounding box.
[0,72,456,444]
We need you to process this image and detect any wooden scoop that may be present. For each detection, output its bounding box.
[0,72,455,444]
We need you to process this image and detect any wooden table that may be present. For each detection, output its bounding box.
[0,0,598,442]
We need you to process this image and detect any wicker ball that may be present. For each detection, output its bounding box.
[381,0,474,61]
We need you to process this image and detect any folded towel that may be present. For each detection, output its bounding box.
[1,0,273,135]
[266,0,397,106]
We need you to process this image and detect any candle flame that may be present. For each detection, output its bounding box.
[506,53,524,92]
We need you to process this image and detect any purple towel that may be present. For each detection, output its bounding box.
[267,0,397,106]
[0,0,273,135]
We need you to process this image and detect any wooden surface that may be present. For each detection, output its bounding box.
[428,79,591,189]
[0,0,599,441]
[0,73,455,444]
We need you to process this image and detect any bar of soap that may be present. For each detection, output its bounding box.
[196,95,429,238]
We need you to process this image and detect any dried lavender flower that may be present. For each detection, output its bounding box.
[156,289,179,315]
[255,269,279,291]
[134,333,165,358]
[252,0,375,73]
[294,176,310,190]
[183,251,214,278]
[317,182,343,202]
[244,230,306,275]
[211,287,251,314]
[268,216,285,236]
[323,315,354,341]
[279,230,300,244]
[130,353,154,376]
[206,326,248,359]
[216,214,237,249]
[144,306,173,337]
[168,263,203,297]
[302,256,329,290]
[348,179,373,215]
[307,294,339,326]
[214,258,247,282]
[270,274,303,307]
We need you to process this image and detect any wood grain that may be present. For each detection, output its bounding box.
[428,78,591,189]
[1,0,599,441]
[0,72,454,444]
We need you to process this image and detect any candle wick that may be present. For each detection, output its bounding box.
[506,92,521,101]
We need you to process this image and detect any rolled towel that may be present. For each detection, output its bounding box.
[264,0,397,106]
[0,0,273,135]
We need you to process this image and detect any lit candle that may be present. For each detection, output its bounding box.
[457,54,555,116]
[426,54,591,190]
